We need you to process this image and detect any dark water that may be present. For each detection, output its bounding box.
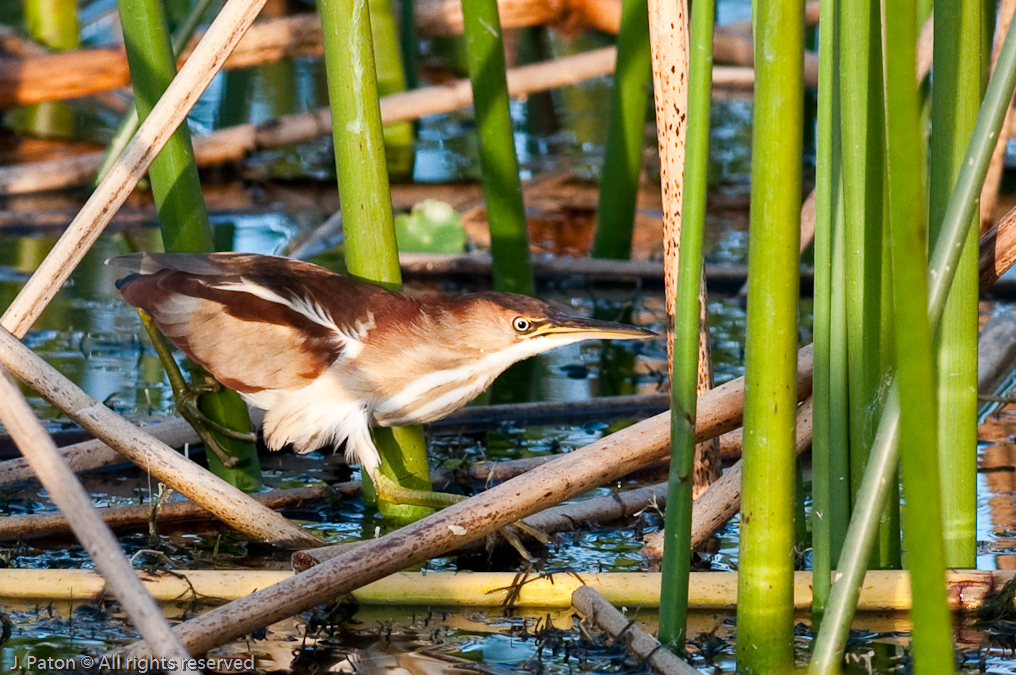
[1,0,1013,671]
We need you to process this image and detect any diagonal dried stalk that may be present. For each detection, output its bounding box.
[0,368,198,674]
[0,0,268,339]
[121,348,813,658]
[0,325,320,549]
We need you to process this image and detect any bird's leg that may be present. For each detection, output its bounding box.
[136,310,256,467]
[367,467,550,560]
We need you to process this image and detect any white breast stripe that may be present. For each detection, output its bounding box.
[374,336,558,423]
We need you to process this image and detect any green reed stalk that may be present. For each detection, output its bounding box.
[462,0,534,296]
[95,0,215,186]
[810,0,849,618]
[884,1,956,668]
[318,0,432,519]
[930,0,981,569]
[21,0,78,137]
[809,13,1016,671]
[398,0,418,91]
[118,0,260,489]
[591,0,651,260]
[656,0,713,649]
[736,0,802,669]
[839,0,900,569]
[370,0,415,180]
[25,0,78,49]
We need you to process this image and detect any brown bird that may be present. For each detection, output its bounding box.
[109,252,656,508]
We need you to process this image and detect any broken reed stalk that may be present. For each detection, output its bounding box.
[572,586,700,675]
[0,326,321,549]
[0,369,198,673]
[0,0,269,338]
[122,349,813,658]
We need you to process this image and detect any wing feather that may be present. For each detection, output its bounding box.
[109,252,397,395]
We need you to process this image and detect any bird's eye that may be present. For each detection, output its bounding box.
[512,317,533,333]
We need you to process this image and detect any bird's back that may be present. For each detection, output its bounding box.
[109,252,401,398]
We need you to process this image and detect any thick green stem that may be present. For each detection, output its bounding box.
[657,0,712,649]
[930,0,981,569]
[95,0,215,186]
[809,11,1016,671]
[318,0,432,519]
[884,0,956,667]
[592,0,652,260]
[839,0,899,569]
[462,0,534,296]
[118,0,260,489]
[810,0,848,618]
[736,0,802,669]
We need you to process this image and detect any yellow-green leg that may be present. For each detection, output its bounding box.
[369,469,550,560]
[137,310,256,467]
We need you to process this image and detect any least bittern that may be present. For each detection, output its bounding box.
[109,252,655,513]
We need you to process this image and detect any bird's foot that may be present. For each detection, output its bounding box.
[136,310,255,468]
[369,471,550,560]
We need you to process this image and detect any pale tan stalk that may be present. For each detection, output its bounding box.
[0,369,197,673]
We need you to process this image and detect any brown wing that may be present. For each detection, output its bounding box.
[109,252,394,395]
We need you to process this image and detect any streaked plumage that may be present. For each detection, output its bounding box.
[110,252,655,481]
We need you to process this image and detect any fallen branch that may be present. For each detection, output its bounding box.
[0,485,342,541]
[0,326,321,549]
[572,586,699,675]
[0,417,197,487]
[122,347,813,658]
[0,568,1005,611]
[292,481,669,570]
[0,368,197,671]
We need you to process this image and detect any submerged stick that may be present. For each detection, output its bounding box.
[572,586,700,675]
[0,369,197,673]
[0,326,321,549]
[122,348,813,658]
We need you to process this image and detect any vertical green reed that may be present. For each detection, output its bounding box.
[21,0,78,137]
[591,0,651,260]
[656,0,713,649]
[25,0,78,49]
[318,0,432,520]
[884,0,956,667]
[95,0,215,186]
[930,0,980,569]
[370,0,415,179]
[810,13,1016,670]
[839,0,900,569]
[810,0,849,617]
[736,0,802,669]
[462,0,534,295]
[118,0,260,489]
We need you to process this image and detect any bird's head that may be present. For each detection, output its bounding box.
[439,292,658,365]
